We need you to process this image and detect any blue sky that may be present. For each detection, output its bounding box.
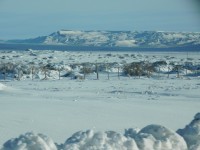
[0,0,200,39]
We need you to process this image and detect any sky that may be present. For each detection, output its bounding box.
[0,0,200,39]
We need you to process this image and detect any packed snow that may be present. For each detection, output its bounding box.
[0,50,200,149]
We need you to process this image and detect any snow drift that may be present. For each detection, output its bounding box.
[1,113,200,150]
[63,130,138,150]
[177,113,200,150]
[0,83,6,91]
[125,125,187,150]
[1,132,57,150]
[0,82,15,93]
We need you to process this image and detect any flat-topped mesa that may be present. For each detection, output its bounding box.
[7,30,200,49]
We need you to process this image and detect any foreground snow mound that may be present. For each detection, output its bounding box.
[177,113,200,150]
[125,125,187,150]
[0,83,6,91]
[1,132,57,150]
[63,130,139,150]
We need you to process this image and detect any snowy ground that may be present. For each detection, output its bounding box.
[0,50,200,149]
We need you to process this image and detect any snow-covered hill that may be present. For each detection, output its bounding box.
[8,30,200,48]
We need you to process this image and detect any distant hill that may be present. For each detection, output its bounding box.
[6,30,200,49]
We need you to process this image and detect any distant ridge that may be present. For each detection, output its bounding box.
[6,30,200,49]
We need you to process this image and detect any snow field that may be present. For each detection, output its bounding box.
[0,76,200,149]
[0,50,200,149]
